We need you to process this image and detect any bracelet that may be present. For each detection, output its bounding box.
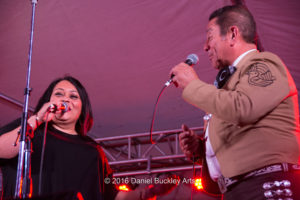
[36,115,41,127]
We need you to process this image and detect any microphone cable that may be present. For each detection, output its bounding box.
[38,111,50,195]
[191,154,199,200]
[149,85,198,200]
[149,54,198,144]
[149,84,168,144]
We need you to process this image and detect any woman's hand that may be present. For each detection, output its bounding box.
[27,101,62,130]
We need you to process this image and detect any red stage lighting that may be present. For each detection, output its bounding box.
[194,178,204,190]
[118,184,131,192]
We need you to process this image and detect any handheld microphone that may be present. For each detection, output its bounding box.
[165,54,199,86]
[48,102,68,113]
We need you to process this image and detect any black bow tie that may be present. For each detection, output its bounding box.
[214,66,236,89]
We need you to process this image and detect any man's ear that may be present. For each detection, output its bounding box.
[229,26,238,46]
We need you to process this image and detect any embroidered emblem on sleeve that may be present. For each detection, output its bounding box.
[246,63,276,87]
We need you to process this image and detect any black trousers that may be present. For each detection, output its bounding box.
[224,170,300,200]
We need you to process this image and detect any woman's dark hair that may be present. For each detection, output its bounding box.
[34,76,93,136]
[209,5,257,44]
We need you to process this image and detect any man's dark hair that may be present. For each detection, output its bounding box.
[34,76,93,136]
[209,5,257,44]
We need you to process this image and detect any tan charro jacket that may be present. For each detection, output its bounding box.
[182,50,300,178]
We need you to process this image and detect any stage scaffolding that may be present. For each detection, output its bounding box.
[94,127,204,177]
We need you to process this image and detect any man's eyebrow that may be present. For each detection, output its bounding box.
[206,28,213,33]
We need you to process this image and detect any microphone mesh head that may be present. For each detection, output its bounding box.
[187,54,199,65]
[60,102,68,112]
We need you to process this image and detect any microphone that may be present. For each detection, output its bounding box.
[184,54,199,66]
[165,54,199,86]
[48,102,68,113]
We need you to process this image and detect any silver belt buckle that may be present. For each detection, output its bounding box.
[217,176,227,193]
[292,164,300,170]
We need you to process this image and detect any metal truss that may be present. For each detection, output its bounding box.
[94,127,204,177]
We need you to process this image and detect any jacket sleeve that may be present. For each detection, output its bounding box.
[182,53,294,125]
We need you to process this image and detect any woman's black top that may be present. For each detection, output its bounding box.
[0,119,118,200]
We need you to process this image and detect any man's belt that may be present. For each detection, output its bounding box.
[217,163,300,194]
